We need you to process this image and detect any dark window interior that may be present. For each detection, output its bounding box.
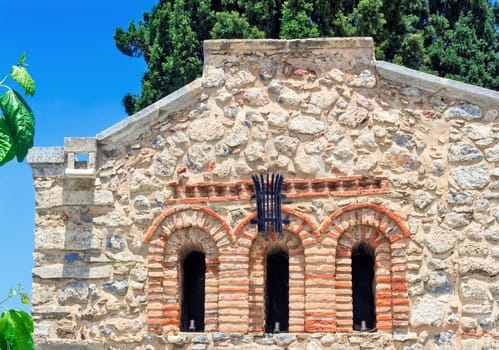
[265,248,289,333]
[352,241,376,331]
[181,251,205,332]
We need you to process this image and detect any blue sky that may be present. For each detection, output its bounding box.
[0,0,157,310]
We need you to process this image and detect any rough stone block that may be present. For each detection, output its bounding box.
[32,264,112,279]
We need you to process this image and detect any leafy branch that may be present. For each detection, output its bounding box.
[0,54,36,166]
[0,284,34,350]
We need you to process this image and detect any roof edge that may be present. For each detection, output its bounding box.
[96,79,202,144]
[204,37,374,54]
[376,61,499,107]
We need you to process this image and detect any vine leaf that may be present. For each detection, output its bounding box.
[0,90,35,162]
[10,66,35,96]
[0,310,35,350]
[0,118,15,166]
[20,293,30,306]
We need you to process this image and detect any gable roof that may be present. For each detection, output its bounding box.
[28,37,499,167]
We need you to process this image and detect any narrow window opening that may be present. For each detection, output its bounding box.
[74,153,89,168]
[352,241,376,331]
[265,248,289,333]
[180,251,205,332]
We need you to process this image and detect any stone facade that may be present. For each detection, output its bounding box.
[28,38,499,349]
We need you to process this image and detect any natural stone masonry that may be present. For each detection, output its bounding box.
[27,38,499,349]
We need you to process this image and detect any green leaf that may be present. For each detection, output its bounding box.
[9,289,16,297]
[18,53,26,65]
[0,90,35,162]
[0,118,15,166]
[20,293,29,306]
[10,66,35,96]
[0,310,35,350]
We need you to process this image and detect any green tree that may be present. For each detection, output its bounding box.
[116,0,499,114]
[279,0,320,39]
[211,11,265,39]
[116,0,204,114]
[0,54,35,166]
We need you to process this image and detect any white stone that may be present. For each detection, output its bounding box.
[226,125,249,147]
[211,160,233,178]
[459,257,499,276]
[450,164,489,190]
[245,143,265,162]
[445,104,482,120]
[215,92,232,105]
[409,297,451,327]
[105,317,143,333]
[243,88,269,106]
[93,209,133,227]
[413,191,433,210]
[373,110,400,125]
[274,135,300,156]
[355,155,378,173]
[485,144,499,162]
[33,264,112,279]
[304,137,327,154]
[225,70,256,90]
[62,190,114,206]
[295,155,320,175]
[202,66,226,88]
[462,123,492,140]
[353,131,377,150]
[278,88,302,107]
[448,142,483,163]
[187,144,212,171]
[425,227,457,254]
[188,117,225,142]
[35,228,102,251]
[234,162,252,175]
[310,90,339,110]
[327,68,344,83]
[461,283,490,303]
[289,116,325,135]
[484,109,498,121]
[338,109,369,128]
[347,70,376,88]
[267,112,289,128]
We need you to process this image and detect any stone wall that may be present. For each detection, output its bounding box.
[28,38,499,349]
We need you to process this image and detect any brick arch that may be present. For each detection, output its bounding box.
[319,202,410,332]
[248,230,305,332]
[234,206,320,245]
[234,207,320,332]
[319,202,410,244]
[144,205,234,245]
[144,205,232,333]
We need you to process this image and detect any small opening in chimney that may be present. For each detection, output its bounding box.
[265,247,289,333]
[181,251,205,332]
[352,240,376,331]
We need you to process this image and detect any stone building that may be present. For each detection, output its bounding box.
[28,38,499,349]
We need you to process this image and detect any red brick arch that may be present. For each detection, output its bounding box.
[319,202,410,332]
[144,205,233,333]
[234,206,320,332]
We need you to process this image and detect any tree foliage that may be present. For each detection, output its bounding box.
[0,55,35,166]
[115,0,499,114]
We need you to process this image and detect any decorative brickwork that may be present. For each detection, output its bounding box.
[143,202,409,335]
[145,206,233,332]
[320,203,410,332]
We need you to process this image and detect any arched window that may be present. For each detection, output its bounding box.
[180,251,205,332]
[265,247,289,333]
[352,241,376,331]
